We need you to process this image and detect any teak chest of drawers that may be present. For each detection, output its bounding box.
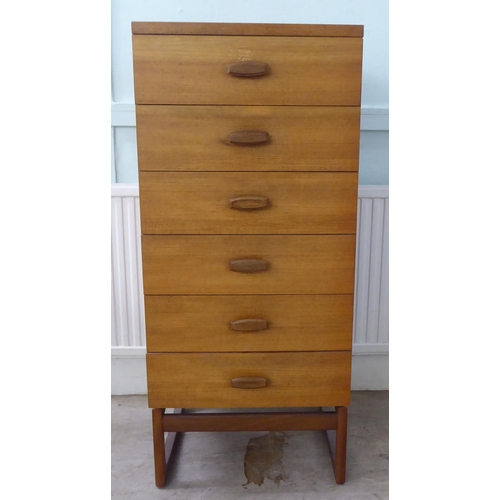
[131,21,363,487]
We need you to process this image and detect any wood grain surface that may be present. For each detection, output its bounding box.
[132,36,363,105]
[141,235,356,295]
[136,105,360,172]
[146,351,352,408]
[138,172,358,235]
[144,295,354,352]
[161,410,339,432]
[132,22,364,38]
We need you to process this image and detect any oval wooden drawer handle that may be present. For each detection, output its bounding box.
[229,259,269,273]
[230,196,269,210]
[227,130,270,146]
[230,319,268,332]
[228,61,269,77]
[231,377,268,389]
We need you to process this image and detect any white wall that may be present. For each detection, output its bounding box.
[111,0,389,183]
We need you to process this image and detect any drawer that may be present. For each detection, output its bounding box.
[132,35,362,105]
[136,106,360,172]
[142,235,355,295]
[145,295,353,352]
[139,172,358,235]
[146,351,352,408]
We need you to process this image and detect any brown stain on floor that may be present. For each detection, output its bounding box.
[243,432,289,486]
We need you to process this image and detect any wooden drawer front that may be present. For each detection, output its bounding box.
[145,295,353,352]
[142,235,355,295]
[136,106,360,172]
[132,35,362,105]
[139,172,357,235]
[146,352,351,408]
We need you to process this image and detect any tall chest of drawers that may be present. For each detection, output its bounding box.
[132,22,363,487]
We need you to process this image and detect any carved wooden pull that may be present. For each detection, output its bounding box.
[230,196,269,210]
[231,377,268,389]
[229,259,269,273]
[227,130,270,146]
[228,61,269,77]
[230,319,268,332]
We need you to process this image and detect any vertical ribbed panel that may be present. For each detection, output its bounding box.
[122,197,142,346]
[353,198,372,343]
[366,198,384,343]
[353,191,389,345]
[111,197,128,345]
[111,185,388,349]
[111,188,146,347]
[111,272,118,345]
[378,199,389,343]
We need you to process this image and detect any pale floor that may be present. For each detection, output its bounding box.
[111,392,388,499]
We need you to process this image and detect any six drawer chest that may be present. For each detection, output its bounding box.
[131,21,364,487]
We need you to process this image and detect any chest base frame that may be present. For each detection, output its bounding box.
[152,406,348,487]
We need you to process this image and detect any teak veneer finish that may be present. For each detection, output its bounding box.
[139,172,358,235]
[141,235,356,295]
[147,351,351,408]
[132,21,363,488]
[144,295,354,352]
[132,36,362,105]
[136,106,361,172]
[132,22,364,37]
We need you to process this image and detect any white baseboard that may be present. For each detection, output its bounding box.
[111,348,389,395]
[351,354,389,390]
[111,356,147,396]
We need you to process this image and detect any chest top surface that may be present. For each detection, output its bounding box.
[131,22,364,37]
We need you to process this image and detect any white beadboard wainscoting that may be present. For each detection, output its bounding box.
[111,184,389,394]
